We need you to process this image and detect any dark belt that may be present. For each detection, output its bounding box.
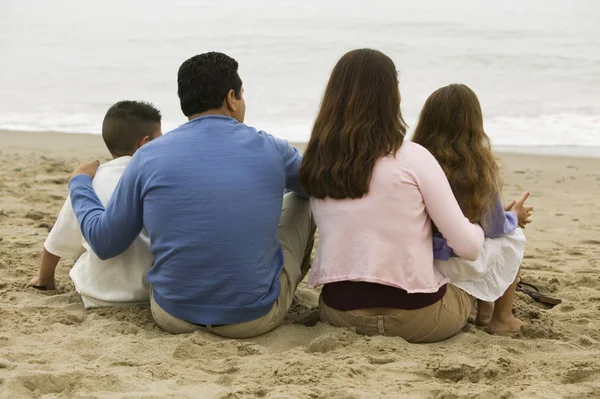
[195,323,225,328]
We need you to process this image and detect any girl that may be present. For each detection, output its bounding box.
[412,83,533,334]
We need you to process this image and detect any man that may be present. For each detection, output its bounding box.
[68,52,315,337]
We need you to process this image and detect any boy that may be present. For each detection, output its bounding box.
[26,101,162,308]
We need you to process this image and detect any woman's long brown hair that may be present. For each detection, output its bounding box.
[299,49,407,199]
[412,84,499,223]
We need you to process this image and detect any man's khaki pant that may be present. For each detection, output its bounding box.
[150,193,315,338]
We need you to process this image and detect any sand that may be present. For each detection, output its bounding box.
[1,130,600,399]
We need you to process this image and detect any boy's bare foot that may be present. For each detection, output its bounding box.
[475,301,494,326]
[487,315,526,334]
[26,275,56,291]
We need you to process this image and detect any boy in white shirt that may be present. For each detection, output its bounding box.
[27,101,162,308]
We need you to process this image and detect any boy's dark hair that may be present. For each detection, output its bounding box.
[177,52,243,117]
[102,101,162,156]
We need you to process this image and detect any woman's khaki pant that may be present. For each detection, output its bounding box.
[319,284,474,343]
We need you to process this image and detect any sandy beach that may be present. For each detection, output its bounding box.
[1,130,599,398]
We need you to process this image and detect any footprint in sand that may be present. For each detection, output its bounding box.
[581,240,600,245]
[560,366,599,384]
[519,324,565,340]
[578,336,598,347]
[305,330,357,354]
[24,211,46,221]
[13,371,83,395]
[0,359,15,370]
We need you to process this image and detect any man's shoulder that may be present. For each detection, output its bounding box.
[230,123,290,152]
[233,121,266,137]
[247,127,291,149]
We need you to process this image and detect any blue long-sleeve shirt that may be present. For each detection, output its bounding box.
[433,197,518,261]
[68,115,304,325]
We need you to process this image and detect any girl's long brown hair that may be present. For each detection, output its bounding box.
[412,84,499,223]
[299,49,407,199]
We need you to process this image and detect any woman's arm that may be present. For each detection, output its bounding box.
[414,147,484,261]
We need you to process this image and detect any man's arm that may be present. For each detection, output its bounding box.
[269,135,305,197]
[68,157,144,260]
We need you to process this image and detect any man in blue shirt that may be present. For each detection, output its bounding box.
[69,52,315,337]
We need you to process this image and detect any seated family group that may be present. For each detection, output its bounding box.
[28,49,534,342]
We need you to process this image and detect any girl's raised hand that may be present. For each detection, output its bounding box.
[504,200,516,211]
[510,192,534,228]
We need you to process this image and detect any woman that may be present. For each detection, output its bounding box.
[300,49,484,343]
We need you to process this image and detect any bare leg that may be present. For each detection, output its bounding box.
[475,300,494,326]
[26,248,60,290]
[488,269,526,334]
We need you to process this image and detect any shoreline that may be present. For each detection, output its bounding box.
[2,129,599,159]
[495,145,600,159]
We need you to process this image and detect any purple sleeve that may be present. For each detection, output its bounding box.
[481,197,518,238]
[433,234,454,261]
[433,197,517,260]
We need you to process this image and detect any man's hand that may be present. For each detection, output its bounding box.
[26,274,56,291]
[72,160,100,179]
[508,192,534,228]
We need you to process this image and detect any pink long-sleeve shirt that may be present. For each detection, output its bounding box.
[308,141,484,293]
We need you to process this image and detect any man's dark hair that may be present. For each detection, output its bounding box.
[177,52,243,117]
[102,101,162,156]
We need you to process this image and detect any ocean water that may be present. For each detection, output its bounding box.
[1,0,599,149]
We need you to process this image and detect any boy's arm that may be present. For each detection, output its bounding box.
[69,156,144,260]
[269,135,306,198]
